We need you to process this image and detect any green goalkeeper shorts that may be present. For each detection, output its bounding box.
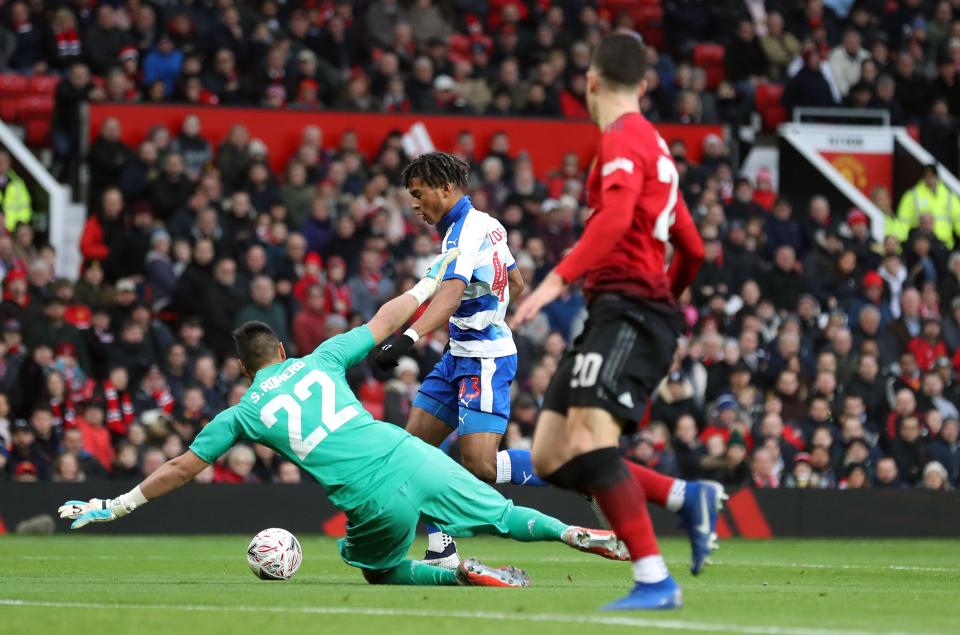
[338,441,515,571]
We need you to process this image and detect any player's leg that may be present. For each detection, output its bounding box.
[407,353,464,567]
[413,446,627,561]
[457,354,547,487]
[533,304,683,610]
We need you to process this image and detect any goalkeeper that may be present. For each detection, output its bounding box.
[59,251,627,588]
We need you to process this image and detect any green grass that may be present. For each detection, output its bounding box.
[0,535,957,635]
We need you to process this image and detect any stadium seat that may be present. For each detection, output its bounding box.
[693,44,726,90]
[755,83,788,131]
[28,75,60,95]
[0,74,28,121]
[18,95,55,119]
[24,118,51,145]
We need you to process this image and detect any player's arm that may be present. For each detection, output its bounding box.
[57,451,208,529]
[513,144,640,326]
[667,198,704,299]
[371,250,460,369]
[508,265,524,303]
[58,409,241,529]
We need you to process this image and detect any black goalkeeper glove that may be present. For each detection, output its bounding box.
[375,331,416,371]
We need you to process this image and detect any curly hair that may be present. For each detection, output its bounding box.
[401,151,470,190]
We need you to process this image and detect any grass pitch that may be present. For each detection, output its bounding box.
[0,535,957,635]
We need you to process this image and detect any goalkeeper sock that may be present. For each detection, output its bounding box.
[496,450,548,487]
[502,504,568,542]
[377,560,458,586]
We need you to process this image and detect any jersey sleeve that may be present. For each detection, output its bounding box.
[311,325,376,370]
[667,198,705,298]
[189,407,241,464]
[554,129,643,283]
[443,212,486,284]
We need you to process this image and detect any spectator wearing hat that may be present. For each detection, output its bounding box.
[142,33,183,98]
[784,452,817,488]
[907,317,948,373]
[651,371,702,433]
[844,208,880,268]
[7,418,50,479]
[383,356,420,427]
[921,460,951,490]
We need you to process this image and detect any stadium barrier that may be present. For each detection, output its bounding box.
[2,483,958,538]
[86,104,725,179]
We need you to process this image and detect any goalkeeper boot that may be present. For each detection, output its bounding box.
[422,531,461,570]
[561,527,630,561]
[456,558,530,588]
[677,480,727,575]
[602,576,683,611]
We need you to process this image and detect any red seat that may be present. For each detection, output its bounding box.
[755,83,788,130]
[28,75,60,95]
[693,44,726,90]
[0,73,28,98]
[24,118,51,145]
[17,95,55,119]
[0,74,28,120]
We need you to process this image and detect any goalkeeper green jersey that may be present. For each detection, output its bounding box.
[189,326,421,516]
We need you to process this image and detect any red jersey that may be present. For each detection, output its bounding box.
[554,112,704,304]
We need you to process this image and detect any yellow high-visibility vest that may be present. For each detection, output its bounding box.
[896,180,960,248]
[0,170,32,232]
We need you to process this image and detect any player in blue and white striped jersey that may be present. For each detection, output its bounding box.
[375,152,547,568]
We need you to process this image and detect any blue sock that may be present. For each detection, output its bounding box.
[498,449,548,487]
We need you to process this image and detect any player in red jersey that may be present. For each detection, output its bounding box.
[512,32,725,611]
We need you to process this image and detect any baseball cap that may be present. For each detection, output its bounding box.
[14,462,37,476]
[541,198,559,213]
[116,278,136,294]
[847,209,869,226]
[12,419,30,432]
[715,394,738,411]
[863,271,884,289]
[793,452,813,465]
[433,75,456,91]
[934,357,952,370]
[3,318,21,333]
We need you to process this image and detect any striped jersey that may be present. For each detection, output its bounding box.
[437,195,517,358]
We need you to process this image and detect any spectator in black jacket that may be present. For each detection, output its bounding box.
[928,418,960,486]
[82,5,131,76]
[782,47,838,114]
[7,1,45,73]
[200,258,245,361]
[52,63,103,177]
[149,153,194,223]
[88,117,134,204]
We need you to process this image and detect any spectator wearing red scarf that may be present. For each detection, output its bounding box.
[102,366,135,440]
[292,253,323,303]
[324,256,351,317]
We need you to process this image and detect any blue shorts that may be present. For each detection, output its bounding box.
[413,352,516,436]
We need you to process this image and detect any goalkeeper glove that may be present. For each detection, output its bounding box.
[58,486,148,529]
[375,250,460,371]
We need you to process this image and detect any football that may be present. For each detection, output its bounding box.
[246,528,303,581]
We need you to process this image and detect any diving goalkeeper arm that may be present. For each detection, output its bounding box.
[58,451,209,529]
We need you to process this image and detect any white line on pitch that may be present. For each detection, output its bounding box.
[0,598,938,635]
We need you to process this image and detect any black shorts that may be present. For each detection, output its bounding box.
[542,294,681,433]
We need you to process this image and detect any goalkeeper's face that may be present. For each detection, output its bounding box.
[407,177,453,226]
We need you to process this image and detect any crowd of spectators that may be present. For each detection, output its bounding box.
[2,1,959,169]
[1,1,959,493]
[2,107,959,493]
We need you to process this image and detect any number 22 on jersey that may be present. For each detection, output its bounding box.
[259,369,359,460]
